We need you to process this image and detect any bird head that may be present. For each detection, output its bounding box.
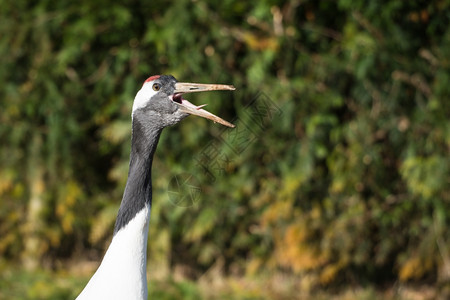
[132,75,235,128]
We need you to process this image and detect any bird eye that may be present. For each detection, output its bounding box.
[152,83,161,91]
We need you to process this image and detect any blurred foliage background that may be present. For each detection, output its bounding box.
[0,0,449,299]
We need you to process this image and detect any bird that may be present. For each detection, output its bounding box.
[76,75,235,299]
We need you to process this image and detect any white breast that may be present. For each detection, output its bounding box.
[77,205,151,300]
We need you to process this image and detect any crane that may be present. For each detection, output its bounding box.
[77,75,235,299]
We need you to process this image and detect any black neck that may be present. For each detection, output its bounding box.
[113,116,162,234]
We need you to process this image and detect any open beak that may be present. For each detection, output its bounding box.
[171,82,235,128]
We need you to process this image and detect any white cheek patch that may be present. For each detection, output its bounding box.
[132,84,158,114]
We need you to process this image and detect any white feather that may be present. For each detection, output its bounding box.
[77,205,151,300]
[132,83,158,114]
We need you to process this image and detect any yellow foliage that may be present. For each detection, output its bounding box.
[311,205,322,221]
[399,256,433,281]
[89,206,117,244]
[244,33,279,51]
[262,175,303,226]
[0,232,16,253]
[400,156,445,200]
[65,181,81,207]
[12,183,24,198]
[56,182,80,215]
[320,263,342,284]
[56,181,82,234]
[46,227,60,248]
[330,179,345,194]
[230,27,279,52]
[276,223,326,273]
[0,178,12,195]
[261,200,292,225]
[286,223,308,244]
[62,212,75,234]
[246,258,263,276]
[101,120,131,144]
[280,175,304,200]
[185,208,217,242]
